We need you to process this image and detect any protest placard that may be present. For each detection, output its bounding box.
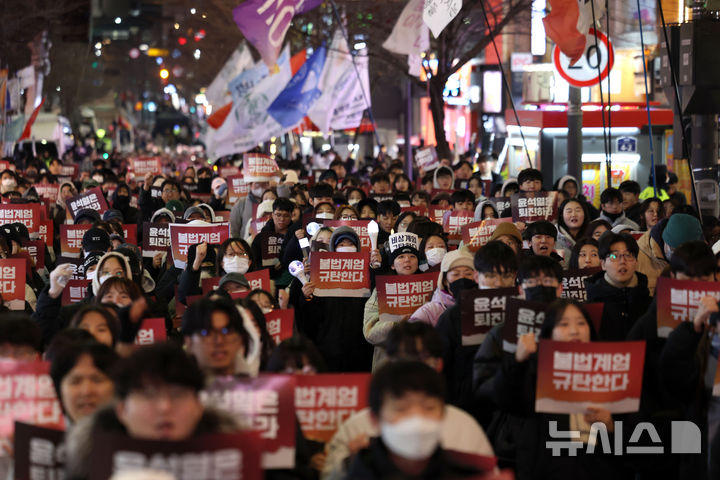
[259,232,285,267]
[0,203,44,233]
[561,268,602,302]
[310,252,370,297]
[265,309,294,346]
[37,220,52,248]
[460,287,518,346]
[13,421,65,480]
[33,183,59,203]
[201,375,296,469]
[442,211,475,243]
[535,340,646,414]
[511,191,558,223]
[131,157,162,176]
[655,277,720,338]
[227,174,250,204]
[502,298,547,353]
[429,206,452,224]
[169,223,230,269]
[488,197,512,218]
[89,431,261,480]
[461,218,514,252]
[59,224,90,257]
[376,272,437,323]
[0,258,26,310]
[134,318,167,346]
[201,269,272,295]
[415,146,440,171]
[121,224,137,245]
[295,373,370,442]
[21,240,45,271]
[65,187,109,219]
[142,222,171,258]
[323,220,372,251]
[243,153,281,182]
[61,279,90,305]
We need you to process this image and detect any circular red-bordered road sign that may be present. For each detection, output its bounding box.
[553,28,615,88]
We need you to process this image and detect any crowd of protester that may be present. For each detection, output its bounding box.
[0,148,719,480]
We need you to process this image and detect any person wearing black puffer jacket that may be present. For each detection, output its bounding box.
[585,232,651,341]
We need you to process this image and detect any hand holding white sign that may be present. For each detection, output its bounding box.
[515,332,538,362]
[49,264,75,299]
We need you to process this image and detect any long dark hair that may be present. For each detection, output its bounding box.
[557,198,590,241]
[569,238,599,270]
[539,299,597,341]
[639,197,664,231]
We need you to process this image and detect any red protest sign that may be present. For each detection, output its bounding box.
[0,258,26,309]
[61,279,90,306]
[265,309,294,346]
[460,287,519,346]
[461,218,513,252]
[310,252,371,298]
[430,206,451,224]
[89,431,261,480]
[655,277,720,338]
[259,232,285,267]
[141,222,171,257]
[323,220,372,251]
[243,153,280,181]
[59,224,91,257]
[584,303,605,334]
[227,174,250,204]
[121,224,137,245]
[502,297,547,353]
[443,211,474,243]
[169,223,230,268]
[535,340,646,414]
[58,164,78,180]
[36,220,52,248]
[131,157,162,176]
[250,217,270,238]
[65,187,109,219]
[0,203,45,233]
[415,146,439,171]
[201,269,272,295]
[201,374,296,469]
[13,422,66,480]
[33,183,59,202]
[511,191,558,223]
[21,240,45,271]
[134,318,167,346]
[295,373,370,442]
[376,272,437,323]
[0,360,65,437]
[561,268,602,302]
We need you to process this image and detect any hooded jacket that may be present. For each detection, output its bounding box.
[473,200,499,222]
[598,210,640,231]
[500,178,518,197]
[91,251,133,296]
[409,287,455,327]
[636,219,670,295]
[433,166,455,189]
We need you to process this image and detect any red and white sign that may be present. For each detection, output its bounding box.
[655,277,720,338]
[61,279,90,305]
[461,218,514,252]
[33,183,59,202]
[430,206,451,224]
[65,187,109,219]
[134,318,167,346]
[243,153,281,182]
[201,268,272,294]
[310,252,371,298]
[553,28,615,88]
[323,220,372,251]
[131,157,162,177]
[0,360,65,436]
[59,224,91,257]
[0,203,44,233]
[376,272,437,323]
[265,309,294,346]
[21,239,45,271]
[141,222,171,257]
[442,211,475,243]
[121,224,137,245]
[294,373,370,442]
[227,174,250,204]
[0,258,26,309]
[535,340,645,414]
[169,223,230,269]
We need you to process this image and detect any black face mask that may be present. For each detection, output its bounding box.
[524,285,557,303]
[114,195,130,209]
[449,278,478,299]
[602,210,622,222]
[197,177,212,193]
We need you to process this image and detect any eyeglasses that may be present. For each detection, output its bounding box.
[197,327,239,343]
[162,188,179,194]
[606,252,636,262]
[522,277,559,288]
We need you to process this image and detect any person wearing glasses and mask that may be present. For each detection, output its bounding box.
[585,232,651,341]
[250,198,295,288]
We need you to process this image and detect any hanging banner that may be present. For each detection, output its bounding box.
[382,0,430,56]
[376,272,437,323]
[460,287,519,346]
[201,375,296,469]
[294,373,370,442]
[655,277,720,338]
[310,252,370,298]
[535,340,645,414]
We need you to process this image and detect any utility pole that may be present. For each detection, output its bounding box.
[567,86,583,179]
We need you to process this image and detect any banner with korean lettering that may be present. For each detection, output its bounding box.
[121,224,137,245]
[656,277,720,338]
[323,220,371,251]
[561,268,601,302]
[202,268,272,295]
[430,206,451,225]
[460,287,518,346]
[242,153,281,182]
[0,258,26,310]
[131,157,162,177]
[442,211,474,243]
[61,279,90,305]
[33,183,59,203]
[489,197,512,218]
[376,272,437,323]
[535,340,646,414]
[169,223,230,269]
[260,232,285,267]
[295,373,370,442]
[415,146,439,171]
[502,298,547,353]
[60,224,90,257]
[37,220,52,248]
[13,422,65,480]
[55,256,84,281]
[21,240,45,271]
[511,191,558,223]
[265,309,294,346]
[89,431,261,480]
[228,174,250,204]
[134,318,167,346]
[142,222,171,257]
[65,187,109,219]
[0,360,65,437]
[0,203,44,234]
[201,375,296,469]
[461,218,514,252]
[310,252,370,297]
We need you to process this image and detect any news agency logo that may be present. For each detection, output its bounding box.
[546,420,701,456]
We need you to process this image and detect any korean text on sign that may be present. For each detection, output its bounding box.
[656,277,720,338]
[460,287,518,346]
[511,191,558,223]
[535,340,646,414]
[376,272,437,322]
[310,252,370,298]
[502,298,546,353]
[169,223,230,268]
[65,187,108,219]
[561,268,601,302]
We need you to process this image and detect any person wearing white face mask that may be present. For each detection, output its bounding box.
[314,201,336,220]
[344,360,489,479]
[0,170,18,194]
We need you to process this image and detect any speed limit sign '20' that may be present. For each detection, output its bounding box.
[553,28,615,88]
